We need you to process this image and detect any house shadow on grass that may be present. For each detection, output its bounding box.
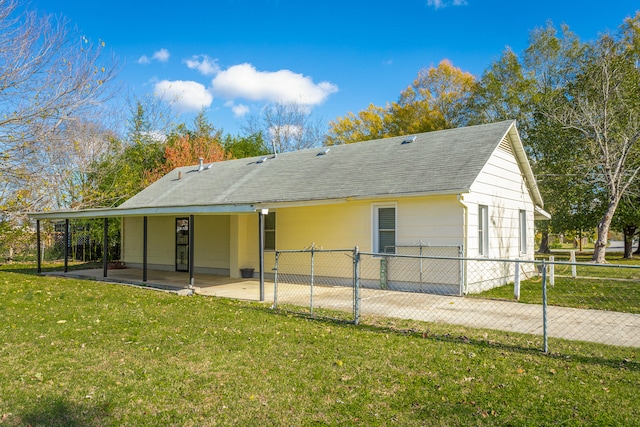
[16,396,110,427]
[250,304,640,372]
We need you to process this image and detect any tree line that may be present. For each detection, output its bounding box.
[1,0,639,263]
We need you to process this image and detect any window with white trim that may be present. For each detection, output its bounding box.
[374,206,396,253]
[519,209,527,254]
[478,205,489,256]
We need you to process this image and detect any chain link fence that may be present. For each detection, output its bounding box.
[273,247,640,352]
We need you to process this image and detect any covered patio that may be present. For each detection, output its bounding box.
[28,204,272,302]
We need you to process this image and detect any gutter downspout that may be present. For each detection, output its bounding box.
[457,194,469,295]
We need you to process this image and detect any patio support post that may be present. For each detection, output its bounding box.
[259,211,265,302]
[36,219,41,274]
[143,216,148,282]
[64,219,69,273]
[189,214,194,289]
[103,218,108,278]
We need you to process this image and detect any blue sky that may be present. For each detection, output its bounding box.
[27,0,640,135]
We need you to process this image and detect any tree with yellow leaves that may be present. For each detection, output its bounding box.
[325,60,475,145]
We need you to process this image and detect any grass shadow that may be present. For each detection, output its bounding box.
[252,303,640,372]
[0,261,101,275]
[15,395,110,427]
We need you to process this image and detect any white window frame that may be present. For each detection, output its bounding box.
[519,209,527,255]
[372,204,397,254]
[478,205,489,256]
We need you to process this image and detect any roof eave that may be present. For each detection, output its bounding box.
[27,204,257,220]
[507,123,544,208]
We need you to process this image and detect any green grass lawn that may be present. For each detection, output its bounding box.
[1,265,639,426]
[474,254,640,314]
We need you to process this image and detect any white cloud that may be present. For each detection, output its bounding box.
[137,48,170,65]
[231,103,250,117]
[427,0,467,9]
[211,63,338,106]
[153,48,170,62]
[184,55,220,76]
[154,80,213,112]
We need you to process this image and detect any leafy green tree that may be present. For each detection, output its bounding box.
[550,24,640,262]
[86,101,166,207]
[612,193,640,258]
[223,133,270,159]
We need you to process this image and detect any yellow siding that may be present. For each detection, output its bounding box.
[147,217,176,265]
[122,217,143,263]
[265,197,463,280]
[277,202,371,250]
[194,216,230,269]
[123,216,176,267]
[122,196,465,278]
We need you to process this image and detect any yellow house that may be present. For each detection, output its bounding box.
[29,120,548,294]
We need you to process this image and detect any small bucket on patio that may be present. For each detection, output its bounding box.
[240,268,254,279]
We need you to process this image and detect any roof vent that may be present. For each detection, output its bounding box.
[257,156,269,164]
[197,158,204,172]
[317,148,330,156]
[401,136,417,144]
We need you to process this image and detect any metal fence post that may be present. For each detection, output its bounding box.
[36,219,41,274]
[514,260,520,300]
[549,255,555,288]
[310,244,315,316]
[542,260,548,353]
[419,243,423,283]
[459,245,465,296]
[353,246,360,325]
[273,251,279,309]
[570,250,577,278]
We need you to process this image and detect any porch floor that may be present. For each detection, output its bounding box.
[45,267,271,301]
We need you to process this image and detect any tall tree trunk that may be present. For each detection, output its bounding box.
[578,229,583,252]
[592,201,619,263]
[537,231,551,253]
[624,225,636,259]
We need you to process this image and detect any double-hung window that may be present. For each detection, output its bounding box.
[478,205,489,256]
[519,209,527,254]
[374,206,396,254]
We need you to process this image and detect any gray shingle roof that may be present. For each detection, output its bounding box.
[119,120,521,210]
